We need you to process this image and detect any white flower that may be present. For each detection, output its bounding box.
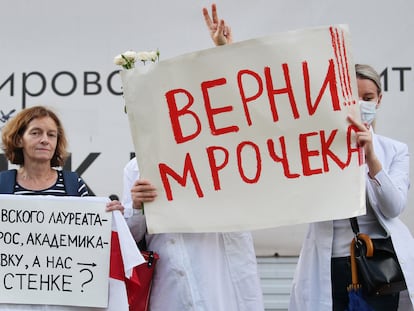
[114,49,159,69]
[122,50,138,61]
[113,54,126,66]
[137,51,151,63]
[113,50,138,69]
[148,50,158,62]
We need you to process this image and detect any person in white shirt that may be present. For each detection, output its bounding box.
[289,64,414,311]
[200,6,414,309]
[121,4,264,311]
[123,159,263,311]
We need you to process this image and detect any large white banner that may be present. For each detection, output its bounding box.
[0,195,112,308]
[121,25,365,233]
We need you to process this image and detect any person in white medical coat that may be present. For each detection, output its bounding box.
[121,4,264,311]
[289,64,414,311]
[123,159,263,311]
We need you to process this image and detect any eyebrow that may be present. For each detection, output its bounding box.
[28,127,58,133]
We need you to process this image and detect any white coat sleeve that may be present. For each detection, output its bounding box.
[369,139,410,218]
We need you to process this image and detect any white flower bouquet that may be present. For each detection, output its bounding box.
[114,49,160,69]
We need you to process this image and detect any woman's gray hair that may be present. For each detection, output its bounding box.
[355,64,382,94]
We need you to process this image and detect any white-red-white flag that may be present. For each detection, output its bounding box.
[108,211,146,311]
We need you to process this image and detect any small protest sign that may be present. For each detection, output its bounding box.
[0,195,112,307]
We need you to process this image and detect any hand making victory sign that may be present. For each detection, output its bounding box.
[202,3,233,46]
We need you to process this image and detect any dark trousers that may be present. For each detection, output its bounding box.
[331,257,399,311]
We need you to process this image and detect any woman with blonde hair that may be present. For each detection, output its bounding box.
[289,64,414,310]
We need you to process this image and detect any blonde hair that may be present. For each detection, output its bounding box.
[355,64,382,95]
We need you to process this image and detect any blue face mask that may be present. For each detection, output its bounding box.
[359,100,377,125]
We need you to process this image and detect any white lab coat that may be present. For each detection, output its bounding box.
[122,158,264,311]
[289,133,414,311]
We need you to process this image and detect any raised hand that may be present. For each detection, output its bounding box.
[347,115,382,177]
[202,3,233,46]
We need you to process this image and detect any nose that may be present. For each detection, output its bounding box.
[40,133,50,144]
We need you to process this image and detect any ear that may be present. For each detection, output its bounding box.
[376,93,382,109]
[16,136,23,147]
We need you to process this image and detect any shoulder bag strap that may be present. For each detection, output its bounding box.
[349,217,360,235]
[62,171,80,196]
[0,169,17,194]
